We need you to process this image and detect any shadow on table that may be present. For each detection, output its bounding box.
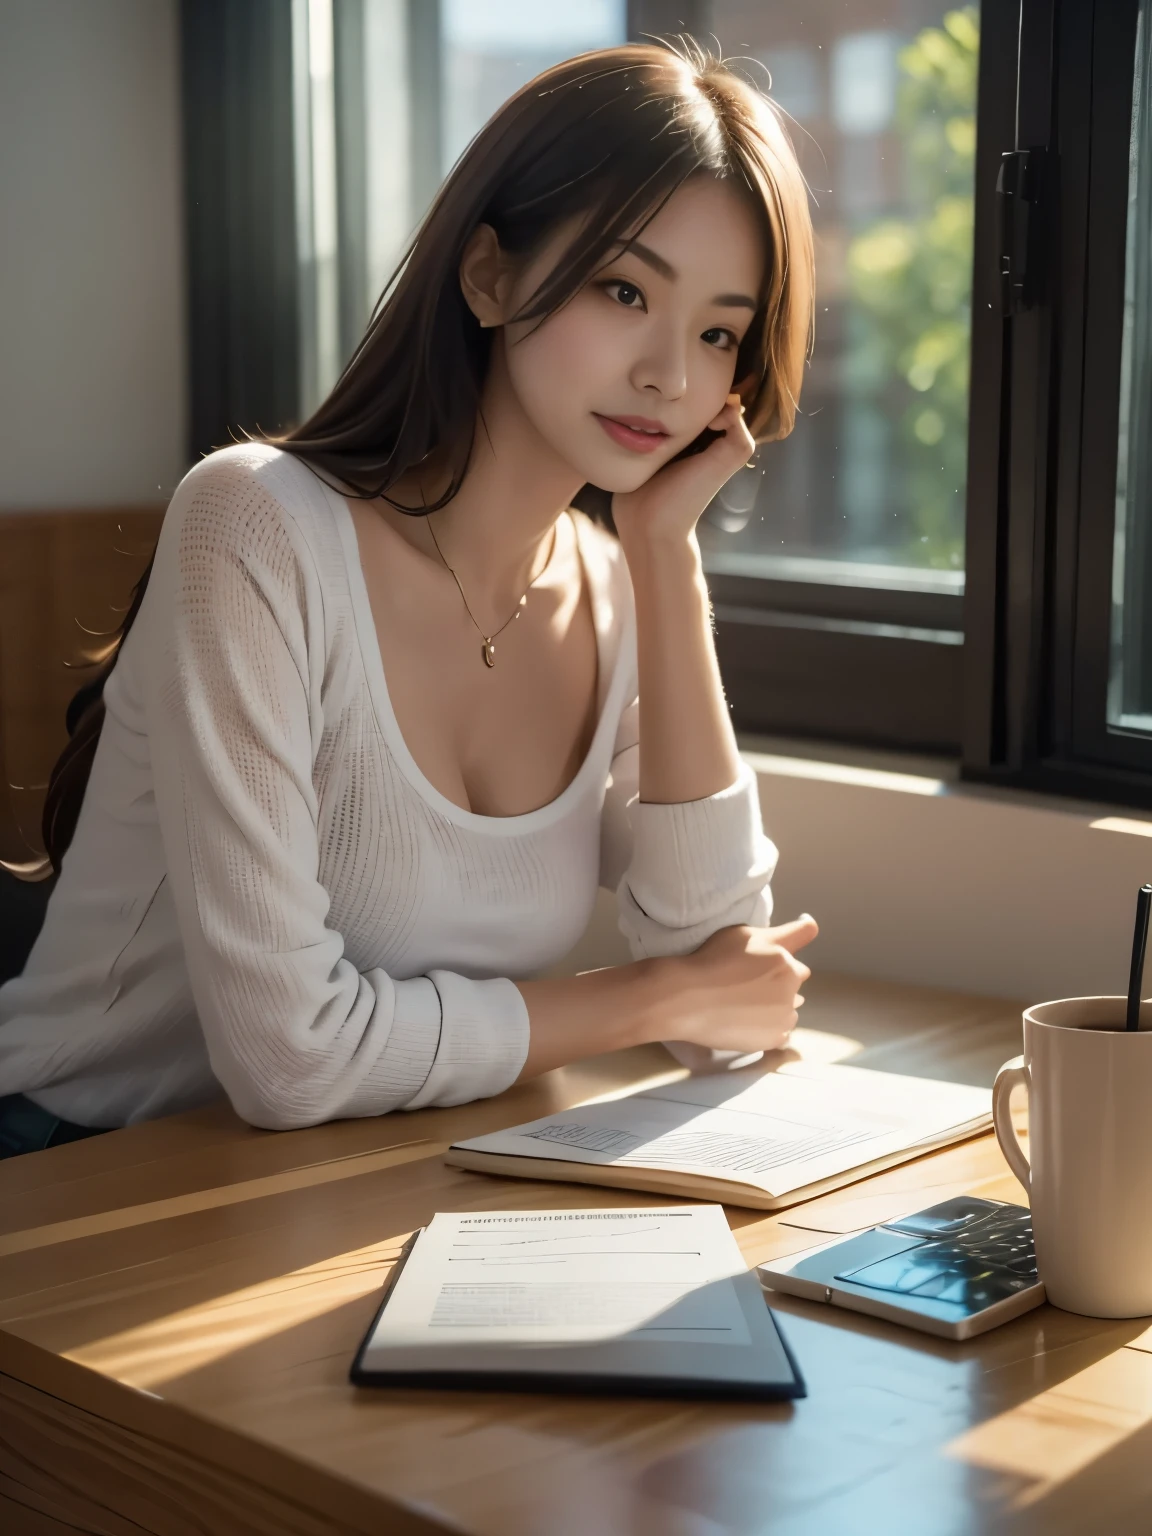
[134,1278,1152,1536]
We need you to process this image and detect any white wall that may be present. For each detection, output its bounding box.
[0,0,187,509]
[553,744,1152,1007]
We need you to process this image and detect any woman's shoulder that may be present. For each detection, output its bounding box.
[175,442,339,532]
[162,442,349,579]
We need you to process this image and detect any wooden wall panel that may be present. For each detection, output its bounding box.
[0,508,163,863]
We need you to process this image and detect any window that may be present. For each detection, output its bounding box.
[965,0,1152,807]
[694,3,978,752]
[441,1,626,174]
[1110,2,1152,741]
[699,10,977,583]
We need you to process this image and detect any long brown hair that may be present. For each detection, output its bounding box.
[42,38,814,871]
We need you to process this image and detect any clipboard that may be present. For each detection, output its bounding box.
[349,1207,805,1402]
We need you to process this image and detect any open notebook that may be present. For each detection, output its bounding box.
[446,1060,993,1211]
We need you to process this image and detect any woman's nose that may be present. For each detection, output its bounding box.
[630,324,688,400]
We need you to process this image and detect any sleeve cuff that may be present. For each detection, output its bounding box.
[622,758,778,930]
[351,972,443,1111]
[401,971,530,1110]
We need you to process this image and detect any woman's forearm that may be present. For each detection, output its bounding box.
[625,532,742,805]
[515,914,817,1081]
[609,393,753,806]
[515,960,669,1079]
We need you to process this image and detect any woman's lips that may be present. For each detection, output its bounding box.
[593,413,671,454]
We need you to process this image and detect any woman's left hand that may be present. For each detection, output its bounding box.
[611,393,756,553]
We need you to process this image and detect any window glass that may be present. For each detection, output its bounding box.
[698,4,979,591]
[441,0,627,175]
[1109,0,1152,739]
[348,0,626,386]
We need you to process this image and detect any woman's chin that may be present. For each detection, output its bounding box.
[533,417,679,497]
[571,455,667,496]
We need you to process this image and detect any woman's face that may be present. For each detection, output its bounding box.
[492,176,767,494]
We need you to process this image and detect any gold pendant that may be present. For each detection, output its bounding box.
[481,639,495,668]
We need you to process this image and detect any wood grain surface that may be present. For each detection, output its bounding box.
[0,506,161,862]
[3,972,1151,1536]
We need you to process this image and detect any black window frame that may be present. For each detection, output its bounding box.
[964,0,1152,809]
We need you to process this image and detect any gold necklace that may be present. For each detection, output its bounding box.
[426,517,558,669]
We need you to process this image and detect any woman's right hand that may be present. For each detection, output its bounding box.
[658,915,819,1056]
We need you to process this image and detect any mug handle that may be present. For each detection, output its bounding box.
[992,1055,1031,1192]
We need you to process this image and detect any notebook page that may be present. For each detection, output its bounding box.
[367,1206,751,1347]
[453,1061,992,1198]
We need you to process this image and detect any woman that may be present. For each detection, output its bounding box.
[0,41,818,1156]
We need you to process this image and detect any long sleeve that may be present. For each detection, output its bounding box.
[600,698,778,954]
[139,464,529,1130]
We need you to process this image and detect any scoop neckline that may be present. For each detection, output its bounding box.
[321,482,634,834]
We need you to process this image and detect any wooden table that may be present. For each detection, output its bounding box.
[4,973,1152,1536]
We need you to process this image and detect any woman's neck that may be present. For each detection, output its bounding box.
[381,337,584,609]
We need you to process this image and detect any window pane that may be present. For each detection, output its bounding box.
[1110,0,1152,739]
[441,0,626,176]
[349,1,626,367]
[698,4,979,591]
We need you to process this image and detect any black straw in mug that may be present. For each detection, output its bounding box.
[1127,884,1152,1032]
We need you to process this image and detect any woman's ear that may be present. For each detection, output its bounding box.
[459,224,509,329]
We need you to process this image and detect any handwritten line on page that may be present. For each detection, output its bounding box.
[522,1121,877,1173]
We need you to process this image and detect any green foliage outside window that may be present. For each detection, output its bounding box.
[847,6,979,569]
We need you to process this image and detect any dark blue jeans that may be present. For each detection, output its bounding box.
[0,1092,109,1159]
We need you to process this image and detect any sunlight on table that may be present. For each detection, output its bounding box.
[66,1236,413,1390]
[945,1345,1152,1508]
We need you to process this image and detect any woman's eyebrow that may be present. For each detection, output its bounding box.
[617,241,757,310]
[620,238,677,280]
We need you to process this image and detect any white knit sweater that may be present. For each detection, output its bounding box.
[0,445,777,1131]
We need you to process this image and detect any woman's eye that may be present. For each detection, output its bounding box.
[606,280,644,309]
[702,327,736,350]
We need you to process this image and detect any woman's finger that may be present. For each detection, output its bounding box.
[706,393,746,433]
[768,914,820,951]
[711,397,756,463]
[691,405,754,490]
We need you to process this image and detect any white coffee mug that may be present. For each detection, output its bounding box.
[993,995,1152,1318]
